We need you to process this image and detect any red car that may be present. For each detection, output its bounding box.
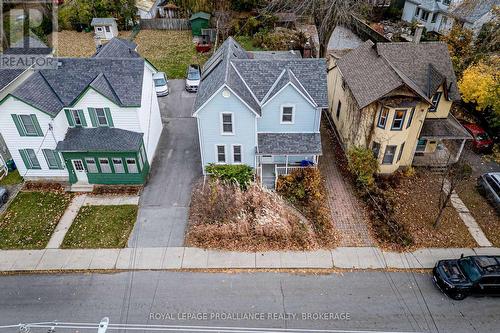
[461,122,494,152]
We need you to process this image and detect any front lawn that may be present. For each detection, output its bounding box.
[0,191,71,249]
[0,170,23,186]
[133,30,209,79]
[61,205,138,248]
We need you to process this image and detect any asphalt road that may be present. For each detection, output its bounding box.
[0,271,499,333]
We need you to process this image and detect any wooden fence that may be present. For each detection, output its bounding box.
[140,18,190,30]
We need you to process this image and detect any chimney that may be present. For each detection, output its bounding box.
[413,24,424,44]
[94,35,102,51]
[303,41,312,58]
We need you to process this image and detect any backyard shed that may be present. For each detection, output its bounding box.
[91,18,118,41]
[189,12,211,36]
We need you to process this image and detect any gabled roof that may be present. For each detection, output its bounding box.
[91,18,116,26]
[189,12,211,21]
[452,0,499,23]
[94,38,139,58]
[193,37,327,116]
[336,40,460,109]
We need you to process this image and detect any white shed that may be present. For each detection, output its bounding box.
[91,18,119,41]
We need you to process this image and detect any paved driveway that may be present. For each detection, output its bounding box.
[129,80,201,247]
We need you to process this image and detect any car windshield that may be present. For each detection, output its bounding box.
[476,133,490,141]
[154,78,167,86]
[188,68,200,80]
[458,258,482,282]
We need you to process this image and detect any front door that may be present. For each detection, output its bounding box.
[72,159,88,183]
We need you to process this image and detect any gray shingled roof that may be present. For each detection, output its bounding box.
[94,38,139,58]
[452,0,499,23]
[0,69,24,91]
[257,133,322,155]
[419,115,472,140]
[337,40,460,109]
[91,18,116,26]
[10,57,144,116]
[193,37,328,116]
[249,50,302,59]
[56,127,143,152]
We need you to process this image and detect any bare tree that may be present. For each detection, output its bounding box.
[265,0,368,56]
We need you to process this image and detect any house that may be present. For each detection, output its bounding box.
[193,37,327,188]
[0,38,163,190]
[189,12,211,36]
[401,0,461,33]
[137,0,162,19]
[451,0,499,36]
[91,18,119,41]
[327,40,472,174]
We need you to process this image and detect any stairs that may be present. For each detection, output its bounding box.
[262,177,276,190]
[69,183,94,192]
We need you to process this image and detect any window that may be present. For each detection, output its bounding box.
[377,107,389,129]
[105,26,110,32]
[233,145,242,163]
[429,92,442,112]
[73,109,84,126]
[42,149,61,169]
[281,106,294,124]
[372,142,381,160]
[221,113,233,134]
[19,149,41,169]
[397,142,405,162]
[112,158,125,173]
[126,158,138,173]
[415,8,420,17]
[341,78,346,90]
[85,158,98,173]
[391,109,407,130]
[96,27,102,32]
[421,10,429,21]
[336,101,342,119]
[95,108,108,126]
[382,145,397,164]
[140,145,147,166]
[407,108,415,129]
[216,145,226,163]
[99,158,112,173]
[137,152,144,171]
[431,13,437,23]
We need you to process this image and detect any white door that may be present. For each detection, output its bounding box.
[72,159,88,183]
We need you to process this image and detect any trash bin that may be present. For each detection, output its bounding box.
[6,159,16,172]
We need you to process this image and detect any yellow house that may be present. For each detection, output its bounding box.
[327,40,472,174]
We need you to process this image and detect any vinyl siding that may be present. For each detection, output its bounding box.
[258,84,320,133]
[196,88,256,172]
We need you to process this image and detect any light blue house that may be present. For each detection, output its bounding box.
[193,37,328,187]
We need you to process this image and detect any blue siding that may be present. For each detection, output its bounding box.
[197,88,256,172]
[258,84,320,133]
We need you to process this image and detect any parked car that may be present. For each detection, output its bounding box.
[153,72,169,97]
[185,64,201,92]
[0,187,8,207]
[477,172,500,213]
[433,255,500,300]
[461,122,494,152]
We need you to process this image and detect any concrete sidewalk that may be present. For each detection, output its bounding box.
[0,246,498,272]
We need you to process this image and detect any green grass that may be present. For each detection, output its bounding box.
[234,35,264,51]
[133,30,209,79]
[61,205,138,249]
[0,191,71,249]
[0,170,23,186]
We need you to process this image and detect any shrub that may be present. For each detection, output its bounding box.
[205,164,254,189]
[347,146,379,188]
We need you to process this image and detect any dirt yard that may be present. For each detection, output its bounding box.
[49,30,132,57]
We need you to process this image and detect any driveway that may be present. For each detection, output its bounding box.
[128,80,201,247]
[461,143,500,178]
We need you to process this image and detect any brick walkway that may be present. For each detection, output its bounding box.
[319,122,375,247]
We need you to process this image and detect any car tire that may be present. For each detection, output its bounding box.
[1,193,7,204]
[450,291,467,300]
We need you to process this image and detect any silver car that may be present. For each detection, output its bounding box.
[153,72,169,97]
[0,187,8,207]
[477,172,500,213]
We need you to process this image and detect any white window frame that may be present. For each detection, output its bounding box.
[71,109,83,126]
[280,104,295,124]
[99,158,112,173]
[19,114,37,136]
[95,108,108,126]
[232,144,242,164]
[85,158,98,173]
[220,112,234,135]
[126,158,139,173]
[96,27,103,32]
[215,144,226,164]
[112,158,125,173]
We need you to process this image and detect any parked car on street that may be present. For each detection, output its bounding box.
[185,64,201,92]
[477,172,500,213]
[0,187,8,207]
[153,72,169,97]
[461,122,494,152]
[433,255,500,300]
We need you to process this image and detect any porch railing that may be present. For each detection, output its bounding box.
[273,165,316,189]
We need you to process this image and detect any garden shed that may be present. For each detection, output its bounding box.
[91,18,118,41]
[189,12,211,36]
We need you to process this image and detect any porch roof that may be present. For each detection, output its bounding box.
[257,133,322,155]
[419,115,472,140]
[56,127,143,152]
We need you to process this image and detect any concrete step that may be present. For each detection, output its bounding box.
[69,184,94,192]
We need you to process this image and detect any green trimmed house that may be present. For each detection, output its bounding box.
[0,38,163,190]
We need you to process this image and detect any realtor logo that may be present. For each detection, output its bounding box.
[0,0,59,69]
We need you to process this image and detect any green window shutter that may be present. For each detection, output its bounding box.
[11,114,26,136]
[30,115,43,136]
[104,108,114,127]
[18,149,31,169]
[88,108,97,127]
[78,109,87,127]
[64,109,75,127]
[54,151,63,169]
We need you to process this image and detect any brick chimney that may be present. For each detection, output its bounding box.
[303,41,312,58]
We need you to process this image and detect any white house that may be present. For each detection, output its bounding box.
[451,0,499,36]
[136,0,162,19]
[91,18,119,41]
[0,38,163,190]
[401,0,462,33]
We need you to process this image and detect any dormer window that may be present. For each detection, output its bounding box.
[281,105,294,124]
[429,92,442,112]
